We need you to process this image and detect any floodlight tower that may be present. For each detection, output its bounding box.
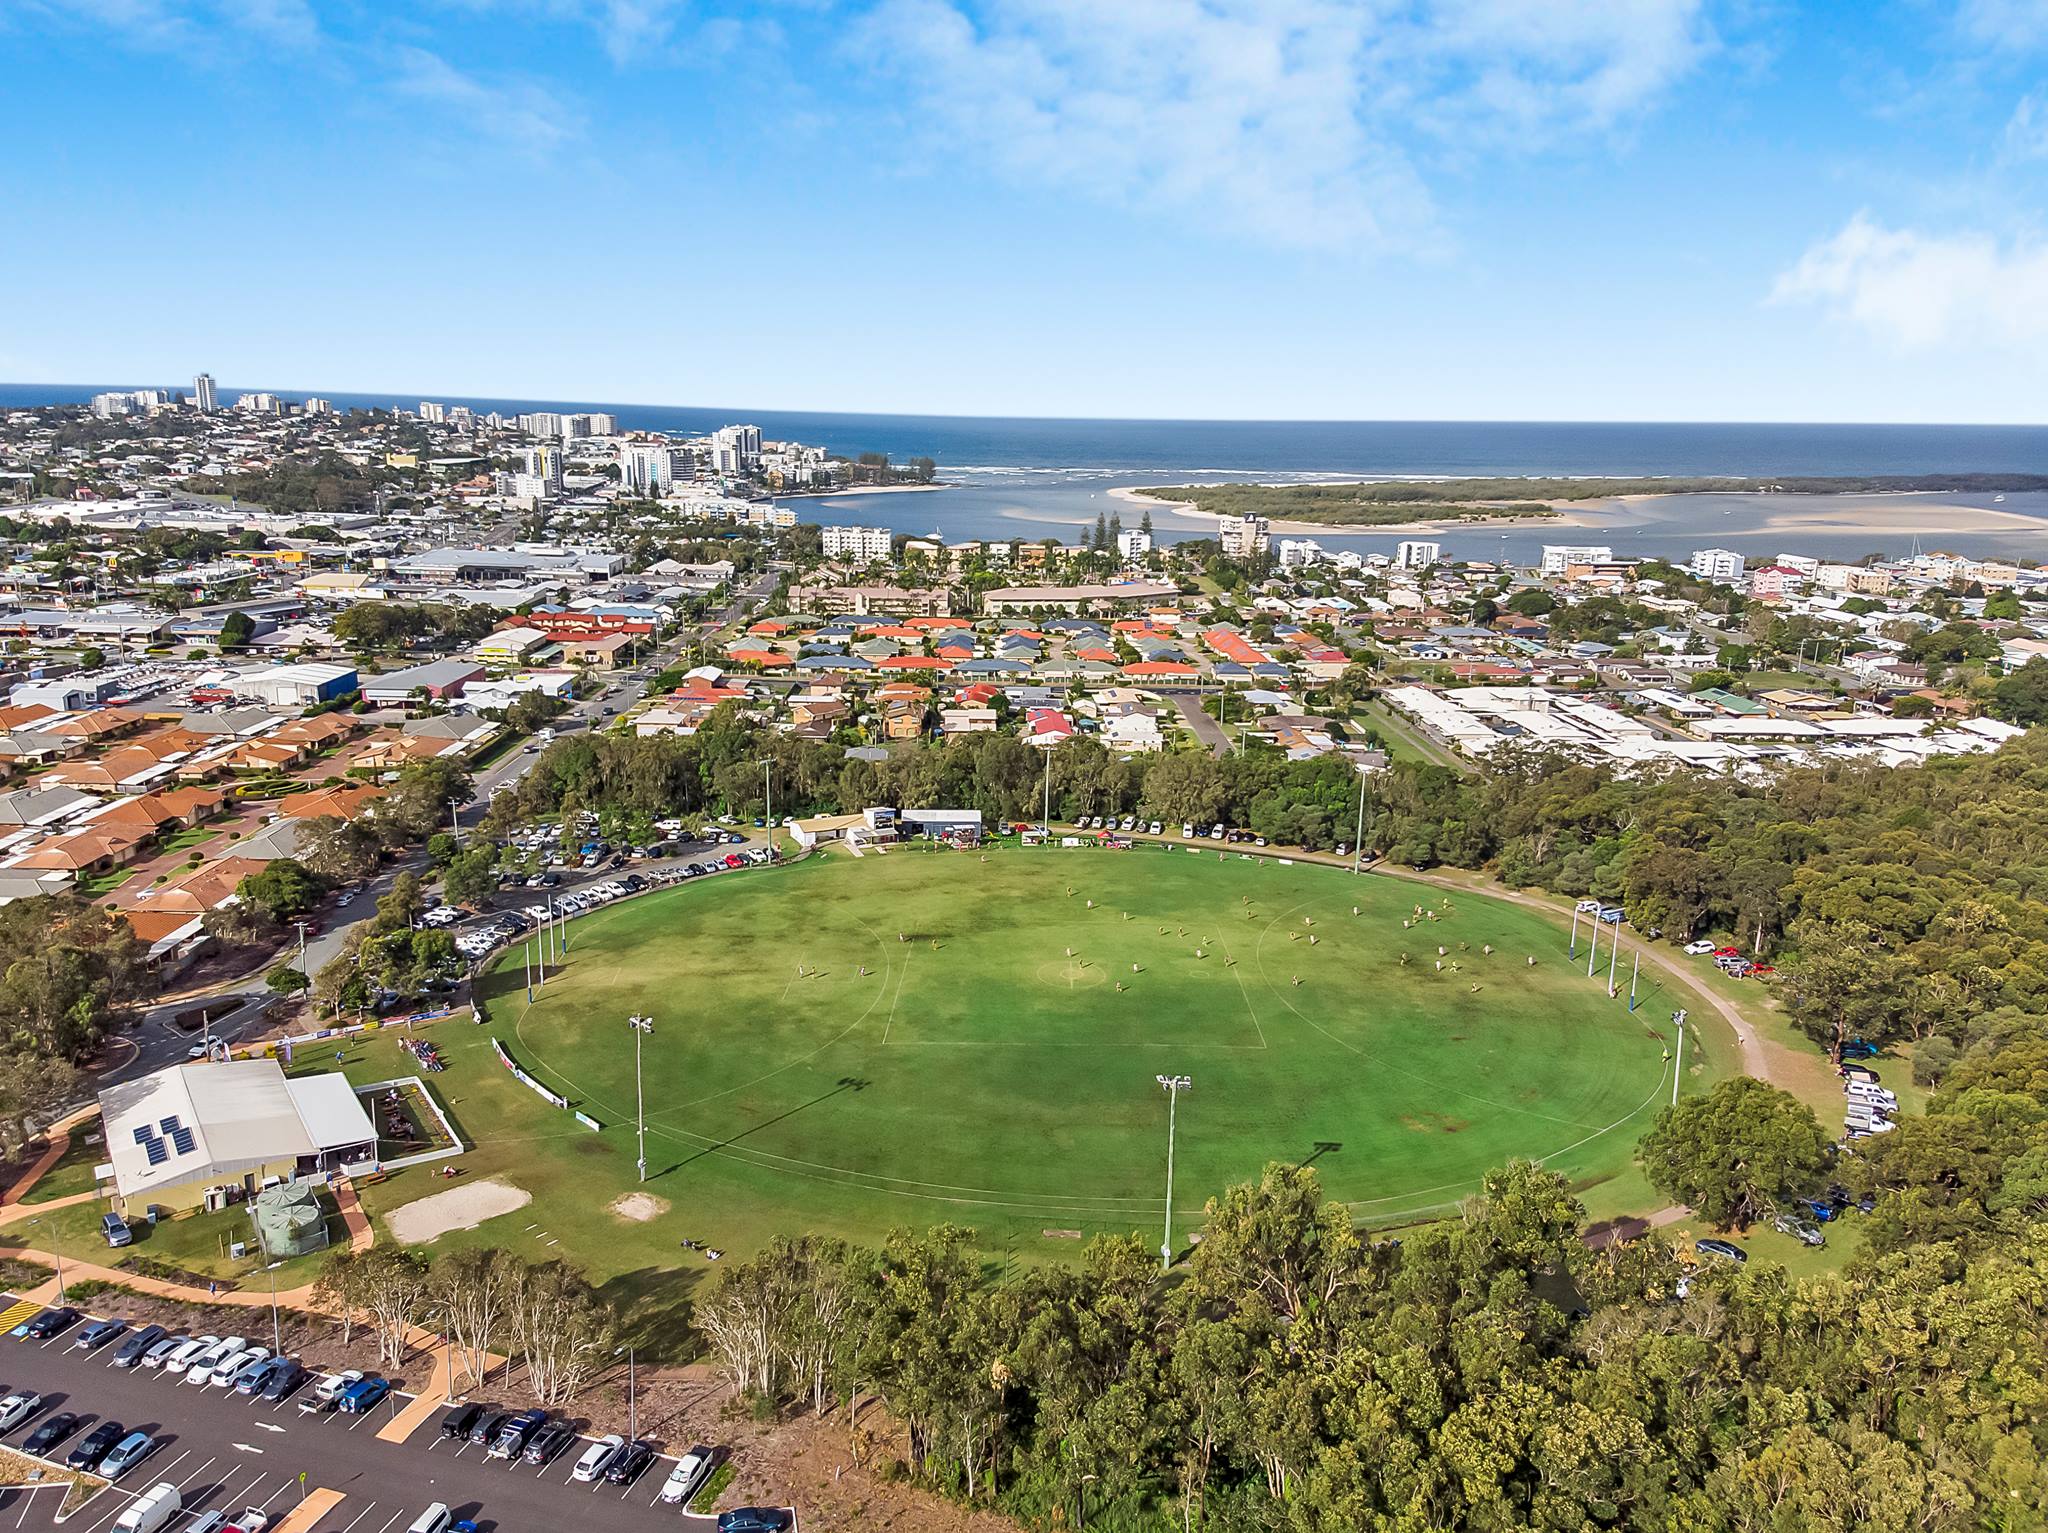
[1156,1074,1192,1272]
[629,1014,654,1181]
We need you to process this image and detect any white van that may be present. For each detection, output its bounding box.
[114,1482,181,1533]
[406,1505,452,1533]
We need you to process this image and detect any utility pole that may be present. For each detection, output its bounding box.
[1671,1009,1688,1107]
[1155,1074,1192,1272]
[293,919,310,977]
[758,758,773,838]
[1042,746,1052,837]
[1586,912,1600,979]
[629,1014,653,1182]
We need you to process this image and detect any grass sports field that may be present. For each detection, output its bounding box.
[369,842,1689,1285]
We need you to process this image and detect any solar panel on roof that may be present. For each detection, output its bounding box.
[169,1126,195,1155]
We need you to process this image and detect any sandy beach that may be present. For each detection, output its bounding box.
[1110,483,2048,541]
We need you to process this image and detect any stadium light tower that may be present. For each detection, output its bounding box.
[1670,1009,1688,1107]
[629,1014,654,1181]
[756,758,773,832]
[1156,1074,1192,1272]
[1351,761,1370,875]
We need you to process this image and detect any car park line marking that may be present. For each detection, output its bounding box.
[332,1500,379,1533]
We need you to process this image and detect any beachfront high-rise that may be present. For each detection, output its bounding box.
[192,372,217,413]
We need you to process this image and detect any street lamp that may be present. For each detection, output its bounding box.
[756,758,774,836]
[1155,1074,1192,1272]
[25,1219,64,1303]
[629,1015,653,1182]
[1671,1009,1688,1107]
[614,1344,638,1439]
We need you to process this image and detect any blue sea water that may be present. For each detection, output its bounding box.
[8,382,2048,562]
[7,381,2047,477]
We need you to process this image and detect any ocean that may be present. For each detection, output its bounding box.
[8,382,2048,562]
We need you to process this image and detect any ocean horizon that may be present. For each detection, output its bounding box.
[6,381,2046,480]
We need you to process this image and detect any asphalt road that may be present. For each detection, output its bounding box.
[0,1317,765,1533]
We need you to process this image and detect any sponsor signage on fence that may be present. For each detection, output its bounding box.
[491,1038,568,1110]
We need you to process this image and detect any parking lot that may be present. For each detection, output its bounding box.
[0,1315,791,1533]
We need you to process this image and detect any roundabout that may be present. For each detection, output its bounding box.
[468,844,1675,1253]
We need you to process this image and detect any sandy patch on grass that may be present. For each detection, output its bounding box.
[385,1177,532,1245]
[608,1192,669,1223]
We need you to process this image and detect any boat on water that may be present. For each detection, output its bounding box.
[1994,494,2007,503]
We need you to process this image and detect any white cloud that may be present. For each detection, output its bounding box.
[1957,0,2048,51]
[390,45,581,152]
[1772,213,2048,351]
[2005,88,2048,158]
[853,0,1712,251]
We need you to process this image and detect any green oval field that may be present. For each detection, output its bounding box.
[469,844,1672,1255]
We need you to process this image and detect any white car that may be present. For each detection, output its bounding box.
[572,1433,624,1483]
[141,1335,189,1369]
[658,1446,714,1506]
[1683,940,1717,956]
[206,1345,268,1387]
[183,1336,248,1386]
[0,1391,40,1431]
[162,1335,218,1374]
[299,1369,362,1414]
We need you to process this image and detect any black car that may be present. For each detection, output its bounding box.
[716,1510,794,1533]
[66,1420,124,1471]
[21,1307,79,1341]
[470,1409,514,1447]
[603,1439,656,1485]
[1696,1238,1748,1264]
[522,1422,575,1466]
[260,1359,308,1401]
[440,1403,483,1440]
[22,1412,80,1455]
[112,1324,169,1368]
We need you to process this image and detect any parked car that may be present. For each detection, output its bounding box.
[0,1391,42,1431]
[468,1410,512,1447]
[140,1335,189,1369]
[488,1409,546,1459]
[604,1440,656,1485]
[716,1509,794,1533]
[571,1433,624,1482]
[22,1412,80,1456]
[660,1445,717,1506]
[162,1335,218,1373]
[234,1355,287,1394]
[1772,1214,1826,1248]
[337,1377,390,1413]
[73,1317,128,1352]
[100,1431,159,1479]
[112,1324,168,1367]
[1696,1238,1748,1264]
[101,1211,133,1248]
[20,1306,80,1341]
[259,1360,307,1401]
[300,1370,362,1414]
[182,1336,246,1384]
[439,1403,483,1441]
[1682,940,1717,956]
[522,1422,576,1466]
[67,1420,126,1471]
[207,1346,269,1387]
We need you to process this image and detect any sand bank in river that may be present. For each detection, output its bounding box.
[1112,485,2048,541]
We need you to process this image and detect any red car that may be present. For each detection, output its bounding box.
[1712,946,1741,958]
[723,853,743,868]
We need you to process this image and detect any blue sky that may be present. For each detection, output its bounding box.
[2,0,2045,422]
